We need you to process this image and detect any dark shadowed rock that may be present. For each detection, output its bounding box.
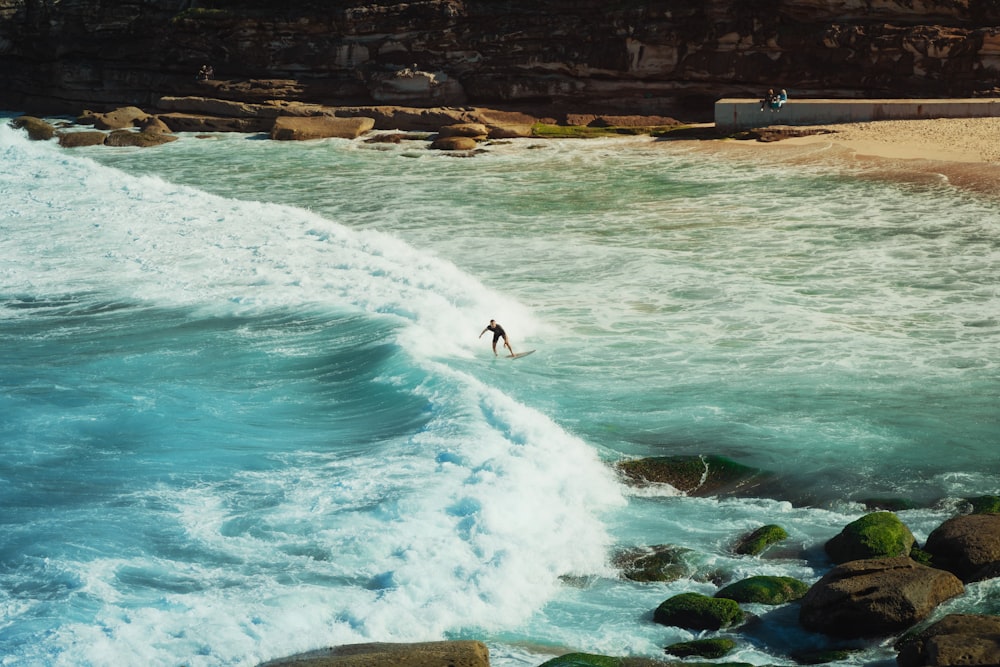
[615,455,773,497]
[923,513,1000,582]
[799,557,964,638]
[258,640,490,667]
[895,614,1000,667]
[825,512,915,564]
[270,116,375,140]
[612,544,693,582]
[664,637,736,659]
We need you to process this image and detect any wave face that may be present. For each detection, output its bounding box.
[2,119,999,666]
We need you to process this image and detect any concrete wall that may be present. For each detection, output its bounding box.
[714,98,1000,132]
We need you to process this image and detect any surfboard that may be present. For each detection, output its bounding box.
[509,350,536,359]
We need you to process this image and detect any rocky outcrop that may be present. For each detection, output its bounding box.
[269,115,375,140]
[615,455,774,497]
[3,0,1000,116]
[895,614,1000,667]
[923,513,1000,582]
[798,557,964,638]
[259,640,490,667]
[825,512,916,564]
[653,592,745,631]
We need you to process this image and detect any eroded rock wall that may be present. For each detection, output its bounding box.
[2,0,999,114]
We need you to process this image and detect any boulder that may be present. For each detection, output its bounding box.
[653,592,745,631]
[664,637,736,659]
[612,544,692,583]
[537,653,675,667]
[138,116,171,134]
[156,95,282,118]
[923,513,1000,582]
[93,106,148,130]
[103,130,178,147]
[259,641,490,667]
[895,614,1000,667]
[825,512,915,564]
[965,495,1000,514]
[732,524,788,556]
[57,131,107,147]
[270,115,375,140]
[437,123,489,139]
[158,113,274,133]
[798,557,964,638]
[615,455,772,497]
[429,136,479,151]
[715,575,808,605]
[10,115,55,140]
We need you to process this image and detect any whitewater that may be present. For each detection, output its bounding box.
[1,115,998,666]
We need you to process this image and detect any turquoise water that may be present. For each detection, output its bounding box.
[1,116,998,666]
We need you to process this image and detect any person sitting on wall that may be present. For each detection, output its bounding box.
[760,88,775,111]
[774,89,788,111]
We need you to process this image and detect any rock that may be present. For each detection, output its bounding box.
[715,575,808,605]
[93,106,148,130]
[429,136,479,151]
[156,95,281,119]
[612,544,692,582]
[965,495,1000,514]
[103,129,178,147]
[732,524,788,556]
[138,116,171,134]
[923,513,1000,582]
[368,68,467,107]
[825,512,916,564]
[10,115,55,140]
[664,637,736,659]
[798,557,964,638]
[895,614,1000,667]
[57,130,107,147]
[653,592,745,631]
[157,113,274,133]
[270,116,375,140]
[258,641,490,667]
[537,654,673,667]
[437,123,489,139]
[615,455,773,497]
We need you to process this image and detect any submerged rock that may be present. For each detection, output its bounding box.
[664,637,736,659]
[614,455,773,497]
[612,544,693,582]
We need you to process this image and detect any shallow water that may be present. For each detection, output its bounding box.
[2,117,998,666]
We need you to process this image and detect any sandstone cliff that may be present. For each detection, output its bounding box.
[2,0,1000,117]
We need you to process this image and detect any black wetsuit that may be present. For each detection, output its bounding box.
[488,323,506,343]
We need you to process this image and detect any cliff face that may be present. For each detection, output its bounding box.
[2,0,999,115]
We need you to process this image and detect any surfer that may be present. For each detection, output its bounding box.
[479,319,514,357]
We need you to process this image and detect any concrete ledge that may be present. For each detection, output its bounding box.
[715,98,1000,132]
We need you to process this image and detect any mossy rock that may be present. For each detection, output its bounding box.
[824,511,915,564]
[10,115,56,140]
[612,544,692,582]
[536,654,671,667]
[653,592,745,631]
[733,524,788,556]
[615,455,772,496]
[910,545,934,566]
[715,575,808,604]
[967,495,1000,514]
[664,637,736,659]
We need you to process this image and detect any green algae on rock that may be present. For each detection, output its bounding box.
[732,524,788,556]
[664,637,737,659]
[612,544,693,582]
[715,575,808,605]
[825,511,915,564]
[615,455,772,497]
[653,592,745,631]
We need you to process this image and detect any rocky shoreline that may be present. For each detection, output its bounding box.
[256,456,1000,667]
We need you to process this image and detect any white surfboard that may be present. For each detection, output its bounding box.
[509,350,536,360]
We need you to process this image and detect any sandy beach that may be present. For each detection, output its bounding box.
[702,116,1000,195]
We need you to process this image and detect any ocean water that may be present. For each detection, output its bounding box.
[1,115,998,667]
